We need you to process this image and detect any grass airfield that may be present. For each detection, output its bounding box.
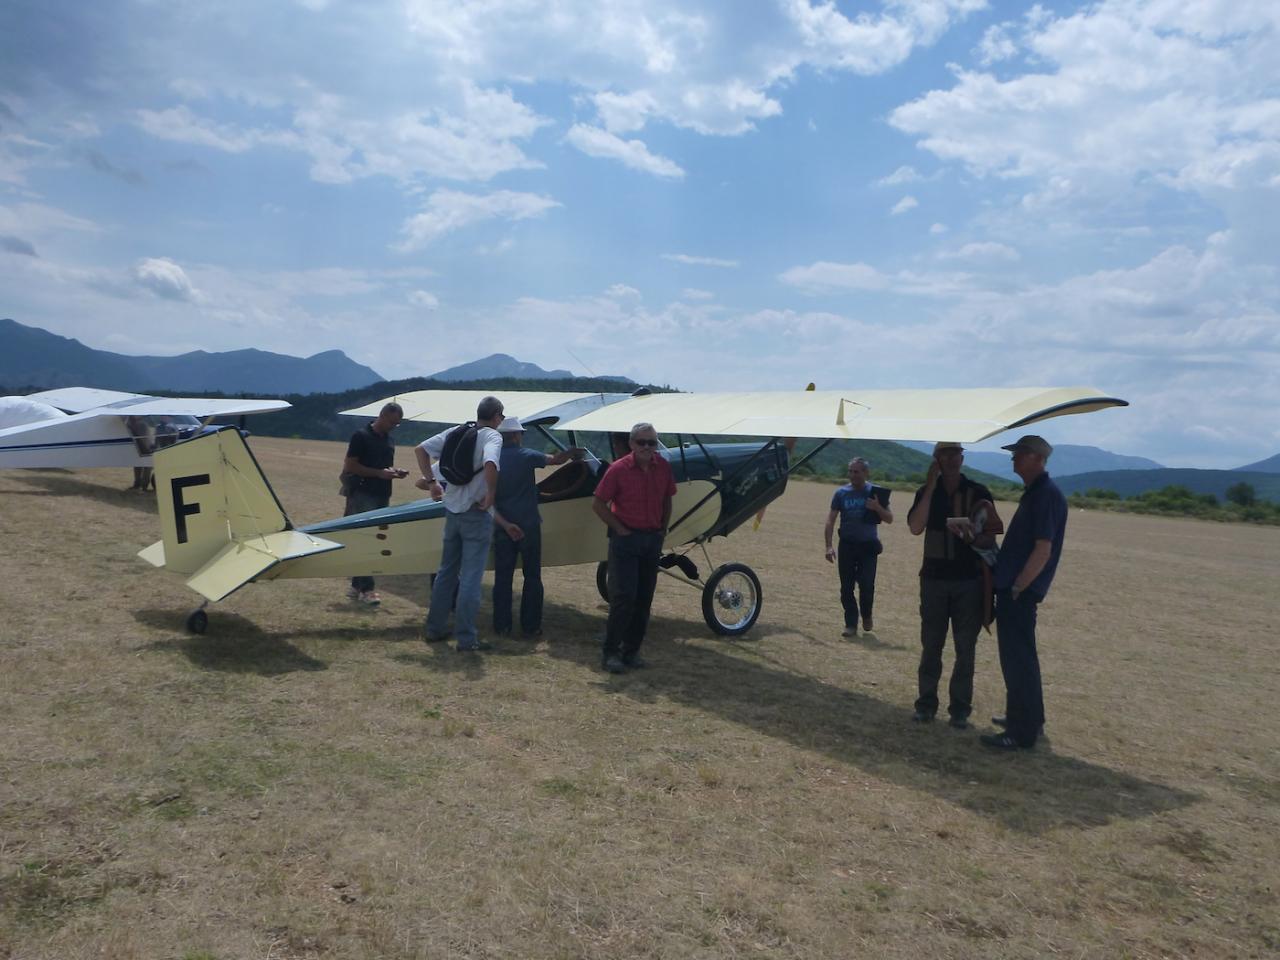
[2,435,1279,959]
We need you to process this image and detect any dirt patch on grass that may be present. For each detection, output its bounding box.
[2,441,1278,958]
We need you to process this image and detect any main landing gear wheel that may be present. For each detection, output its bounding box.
[702,563,762,636]
[596,562,610,602]
[185,608,209,635]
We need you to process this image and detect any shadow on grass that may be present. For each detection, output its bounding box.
[1,473,159,514]
[131,608,369,675]
[536,600,1197,834]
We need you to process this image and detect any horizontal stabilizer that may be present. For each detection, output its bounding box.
[138,540,166,568]
[183,531,343,603]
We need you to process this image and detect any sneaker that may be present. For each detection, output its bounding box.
[980,732,1031,750]
[422,632,448,644]
[841,625,858,638]
[357,590,381,606]
[456,641,494,653]
[603,656,626,674]
[862,616,873,632]
[622,655,647,669]
[948,715,970,730]
[912,710,935,723]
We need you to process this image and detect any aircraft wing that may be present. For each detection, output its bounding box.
[342,389,632,426]
[26,387,290,418]
[141,530,344,603]
[554,387,1127,443]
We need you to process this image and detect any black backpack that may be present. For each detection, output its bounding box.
[438,422,480,486]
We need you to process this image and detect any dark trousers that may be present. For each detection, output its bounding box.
[915,577,983,719]
[995,588,1045,747]
[492,525,543,634]
[837,539,879,627]
[345,489,389,592]
[604,530,663,663]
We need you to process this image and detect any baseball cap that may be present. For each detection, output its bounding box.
[932,441,964,455]
[1000,434,1053,458]
[498,415,525,434]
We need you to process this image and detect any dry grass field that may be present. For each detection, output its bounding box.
[2,436,1278,959]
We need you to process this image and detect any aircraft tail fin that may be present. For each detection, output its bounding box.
[142,426,295,580]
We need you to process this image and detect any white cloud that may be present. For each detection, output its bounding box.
[876,165,921,186]
[134,257,198,301]
[778,261,889,293]
[930,222,948,234]
[891,195,919,215]
[408,289,439,309]
[890,1,1280,195]
[976,24,1017,65]
[939,241,1020,262]
[395,189,560,250]
[661,252,739,268]
[606,283,641,299]
[564,124,684,179]
[681,287,714,300]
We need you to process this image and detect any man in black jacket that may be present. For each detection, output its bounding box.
[342,402,407,605]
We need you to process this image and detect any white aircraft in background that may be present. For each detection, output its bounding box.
[0,387,291,469]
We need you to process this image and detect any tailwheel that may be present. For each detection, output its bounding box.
[596,562,609,602]
[701,563,762,636]
[185,607,209,635]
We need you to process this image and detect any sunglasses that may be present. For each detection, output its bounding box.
[632,438,659,447]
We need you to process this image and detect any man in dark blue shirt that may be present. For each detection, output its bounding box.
[491,416,583,637]
[983,434,1068,750]
[824,457,893,637]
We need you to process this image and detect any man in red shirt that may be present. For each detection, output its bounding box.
[592,422,677,674]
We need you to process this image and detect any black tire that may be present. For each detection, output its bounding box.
[186,609,209,635]
[701,563,762,636]
[596,561,610,602]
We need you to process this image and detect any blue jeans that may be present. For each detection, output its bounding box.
[426,509,493,649]
[492,525,543,634]
[995,587,1044,747]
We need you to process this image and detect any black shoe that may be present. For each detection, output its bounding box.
[457,641,494,652]
[948,715,969,730]
[522,628,543,639]
[912,710,935,723]
[603,656,626,674]
[422,631,449,644]
[992,716,1045,736]
[980,732,1031,750]
[862,616,873,632]
[622,655,647,669]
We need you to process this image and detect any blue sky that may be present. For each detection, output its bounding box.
[2,0,1277,468]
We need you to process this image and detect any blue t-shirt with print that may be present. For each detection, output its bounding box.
[831,483,885,543]
[495,446,549,529]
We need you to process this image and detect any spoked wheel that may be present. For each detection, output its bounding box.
[596,562,610,602]
[185,608,209,635]
[701,563,762,636]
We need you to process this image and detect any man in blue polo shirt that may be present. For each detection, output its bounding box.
[983,435,1067,751]
[490,416,584,638]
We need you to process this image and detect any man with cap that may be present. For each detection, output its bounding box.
[491,416,585,637]
[906,441,1001,728]
[982,435,1066,750]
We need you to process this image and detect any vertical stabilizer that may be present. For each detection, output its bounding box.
[150,426,291,576]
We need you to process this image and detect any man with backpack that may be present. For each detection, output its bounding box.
[414,396,505,652]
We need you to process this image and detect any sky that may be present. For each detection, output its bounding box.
[2,0,1278,468]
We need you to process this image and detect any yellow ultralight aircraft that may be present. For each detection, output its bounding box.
[139,386,1125,636]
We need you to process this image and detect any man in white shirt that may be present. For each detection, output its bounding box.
[415,395,505,651]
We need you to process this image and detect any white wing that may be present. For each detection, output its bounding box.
[341,389,632,426]
[554,387,1127,443]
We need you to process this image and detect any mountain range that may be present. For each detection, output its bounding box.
[0,318,382,395]
[900,440,1164,480]
[427,354,634,384]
